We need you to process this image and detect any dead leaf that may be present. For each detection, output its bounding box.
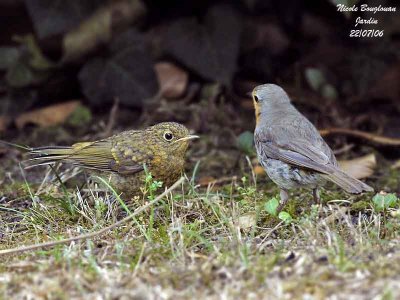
[198,176,216,186]
[392,160,400,170]
[320,128,400,146]
[253,153,376,180]
[155,62,188,99]
[15,101,81,129]
[237,213,256,230]
[338,153,376,180]
[198,176,237,187]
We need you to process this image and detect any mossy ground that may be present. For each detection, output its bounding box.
[0,160,399,299]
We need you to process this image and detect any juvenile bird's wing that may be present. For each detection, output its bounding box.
[29,131,150,175]
[107,131,152,174]
[254,120,337,174]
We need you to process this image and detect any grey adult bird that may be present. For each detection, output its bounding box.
[252,83,373,212]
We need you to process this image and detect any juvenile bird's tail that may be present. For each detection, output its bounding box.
[322,169,374,194]
[25,146,75,168]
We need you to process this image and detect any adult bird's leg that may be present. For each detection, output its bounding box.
[312,188,320,205]
[277,189,289,213]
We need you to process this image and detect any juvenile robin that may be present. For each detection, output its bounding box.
[252,84,373,212]
[28,122,198,194]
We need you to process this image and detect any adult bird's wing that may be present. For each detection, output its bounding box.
[254,123,336,175]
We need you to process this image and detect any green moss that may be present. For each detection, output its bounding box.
[351,200,371,212]
[66,105,92,127]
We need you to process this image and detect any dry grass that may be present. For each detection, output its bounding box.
[0,162,399,300]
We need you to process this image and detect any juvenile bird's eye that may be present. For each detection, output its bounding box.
[163,131,174,141]
[254,95,259,102]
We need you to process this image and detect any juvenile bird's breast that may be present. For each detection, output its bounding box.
[148,153,185,186]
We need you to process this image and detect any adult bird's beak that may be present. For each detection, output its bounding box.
[175,135,199,143]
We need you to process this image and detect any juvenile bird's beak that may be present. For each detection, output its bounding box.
[175,135,199,143]
[247,91,253,98]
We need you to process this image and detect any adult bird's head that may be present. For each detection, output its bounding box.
[251,84,291,125]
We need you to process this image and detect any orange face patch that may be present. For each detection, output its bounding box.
[252,90,261,125]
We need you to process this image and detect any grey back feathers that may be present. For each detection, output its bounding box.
[253,83,373,194]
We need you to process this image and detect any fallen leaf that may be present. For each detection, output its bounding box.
[338,153,376,179]
[198,176,216,186]
[237,213,256,230]
[320,128,400,146]
[391,160,400,170]
[162,3,242,86]
[15,101,81,129]
[154,62,188,99]
[198,176,237,187]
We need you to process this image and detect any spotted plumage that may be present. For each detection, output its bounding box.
[27,122,198,195]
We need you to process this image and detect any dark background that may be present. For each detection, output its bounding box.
[0,0,399,171]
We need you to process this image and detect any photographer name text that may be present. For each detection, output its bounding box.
[337,4,397,38]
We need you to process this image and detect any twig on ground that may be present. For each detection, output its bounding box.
[319,128,400,146]
[198,176,238,187]
[333,143,354,155]
[103,97,119,137]
[0,177,185,257]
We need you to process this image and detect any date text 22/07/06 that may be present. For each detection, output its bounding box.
[350,29,384,38]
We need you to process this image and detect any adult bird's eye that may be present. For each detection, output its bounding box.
[164,131,174,141]
[254,95,259,102]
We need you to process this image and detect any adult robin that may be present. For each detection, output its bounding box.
[252,84,373,212]
[28,122,198,194]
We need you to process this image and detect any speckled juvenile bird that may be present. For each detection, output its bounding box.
[28,122,198,194]
[252,84,373,212]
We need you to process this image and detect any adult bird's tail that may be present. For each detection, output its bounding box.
[322,169,374,194]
